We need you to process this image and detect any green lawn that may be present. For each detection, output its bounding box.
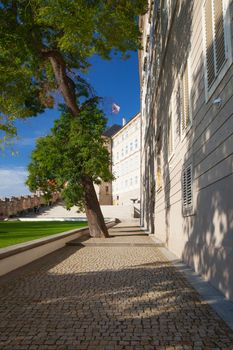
[0,221,88,248]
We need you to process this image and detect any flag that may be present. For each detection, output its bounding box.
[112,103,120,114]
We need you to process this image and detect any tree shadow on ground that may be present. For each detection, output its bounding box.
[0,245,233,349]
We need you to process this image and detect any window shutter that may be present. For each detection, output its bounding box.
[204,0,215,88]
[168,107,174,157]
[184,64,190,129]
[182,171,187,208]
[203,0,227,90]
[214,0,226,72]
[176,83,182,139]
[182,165,193,210]
[186,166,192,207]
[143,56,148,72]
[181,63,191,133]
[156,133,162,191]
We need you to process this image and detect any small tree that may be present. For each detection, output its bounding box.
[27,98,113,237]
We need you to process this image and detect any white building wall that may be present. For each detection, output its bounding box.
[112,114,141,206]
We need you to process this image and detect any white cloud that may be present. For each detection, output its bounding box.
[0,167,32,198]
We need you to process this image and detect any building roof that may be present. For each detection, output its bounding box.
[103,124,122,137]
[111,112,140,139]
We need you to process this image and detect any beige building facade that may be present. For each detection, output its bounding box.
[112,113,141,206]
[140,0,233,301]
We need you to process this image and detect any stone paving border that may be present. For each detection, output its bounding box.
[157,242,233,332]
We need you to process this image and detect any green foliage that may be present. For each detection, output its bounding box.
[0,0,147,138]
[27,97,113,209]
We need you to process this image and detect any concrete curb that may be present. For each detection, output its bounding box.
[0,220,117,277]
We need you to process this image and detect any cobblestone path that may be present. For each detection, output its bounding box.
[0,222,233,350]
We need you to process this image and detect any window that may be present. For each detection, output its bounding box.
[143,56,148,72]
[176,82,182,140]
[168,111,174,158]
[203,0,232,98]
[125,145,128,154]
[180,61,192,135]
[135,139,138,149]
[105,186,109,194]
[135,176,138,184]
[130,142,133,152]
[116,152,119,160]
[126,161,128,174]
[156,130,162,192]
[121,148,124,158]
[161,0,169,37]
[182,165,193,211]
[153,25,161,88]
[148,0,154,24]
[130,178,133,186]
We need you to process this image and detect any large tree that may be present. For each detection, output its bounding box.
[0,0,147,236]
[27,98,113,238]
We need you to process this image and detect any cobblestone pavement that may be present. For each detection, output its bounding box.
[0,222,233,350]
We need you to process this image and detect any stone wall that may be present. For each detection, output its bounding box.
[0,193,60,219]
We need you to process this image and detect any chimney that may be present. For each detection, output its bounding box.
[122,117,126,126]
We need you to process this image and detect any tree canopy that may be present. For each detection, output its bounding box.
[26,97,113,210]
[0,0,147,135]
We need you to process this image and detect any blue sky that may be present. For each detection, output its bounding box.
[0,52,140,197]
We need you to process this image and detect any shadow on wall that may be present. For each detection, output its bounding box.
[143,116,156,233]
[151,0,233,300]
[182,42,233,300]
[158,0,194,244]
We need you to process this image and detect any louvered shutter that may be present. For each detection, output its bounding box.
[182,171,187,208]
[184,64,190,129]
[186,166,192,207]
[182,165,193,210]
[168,97,174,158]
[214,0,226,72]
[181,63,191,133]
[143,57,148,72]
[204,0,215,88]
[176,83,182,139]
[203,0,227,90]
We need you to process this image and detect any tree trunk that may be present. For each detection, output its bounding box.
[82,176,109,238]
[42,51,110,238]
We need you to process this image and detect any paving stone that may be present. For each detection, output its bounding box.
[0,221,233,349]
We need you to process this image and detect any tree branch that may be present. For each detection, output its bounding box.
[41,50,80,117]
